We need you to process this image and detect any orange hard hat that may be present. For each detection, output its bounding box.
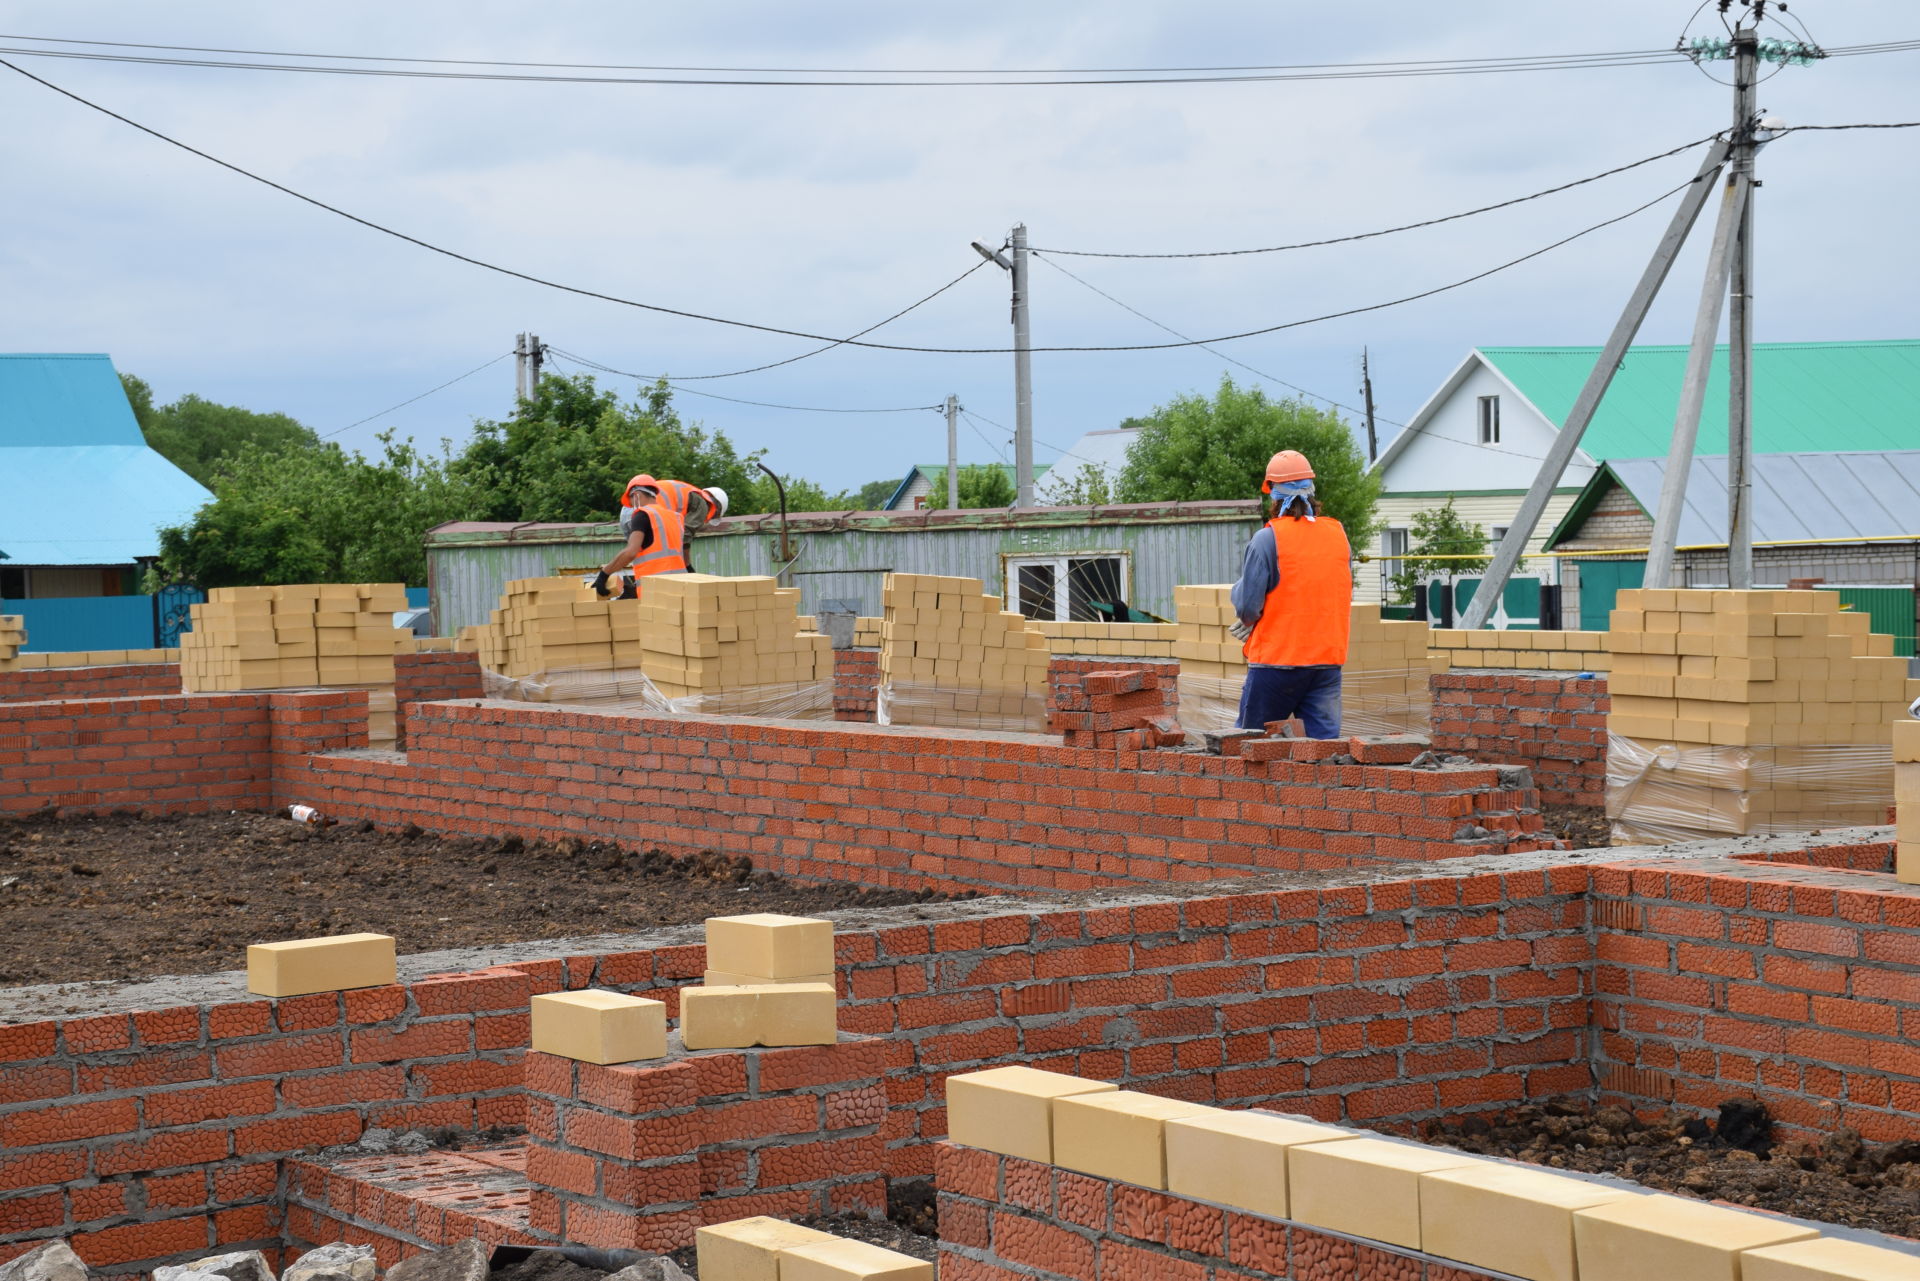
[620,474,658,508]
[1262,450,1314,493]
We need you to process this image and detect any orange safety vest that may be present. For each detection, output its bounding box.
[1243,515,1352,667]
[628,503,689,577]
[646,479,708,518]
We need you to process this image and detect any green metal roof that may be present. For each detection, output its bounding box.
[1479,340,1920,460]
[885,460,1051,509]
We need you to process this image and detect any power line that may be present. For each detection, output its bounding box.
[0,31,1690,76]
[1033,135,1719,258]
[0,41,1700,87]
[2,56,1715,357]
[1033,250,1405,428]
[544,347,943,413]
[1778,120,1920,131]
[323,351,511,439]
[958,410,1011,464]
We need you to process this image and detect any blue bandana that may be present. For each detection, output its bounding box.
[1272,478,1317,520]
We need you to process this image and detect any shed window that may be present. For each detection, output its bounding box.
[1007,554,1127,622]
[1477,395,1501,445]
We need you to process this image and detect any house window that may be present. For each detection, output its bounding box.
[1006,554,1128,622]
[1490,525,1510,546]
[1381,528,1409,595]
[0,567,24,600]
[1477,395,1501,445]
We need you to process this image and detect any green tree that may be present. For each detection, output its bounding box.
[956,463,1016,509]
[1116,375,1381,547]
[452,374,779,522]
[121,374,321,486]
[1044,462,1115,506]
[850,478,902,510]
[153,432,469,589]
[1385,498,1512,605]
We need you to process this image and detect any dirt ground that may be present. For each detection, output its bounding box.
[0,809,954,987]
[1424,1099,1920,1239]
[1542,804,1612,850]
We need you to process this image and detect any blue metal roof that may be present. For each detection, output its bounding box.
[0,353,147,447]
[1,355,212,565]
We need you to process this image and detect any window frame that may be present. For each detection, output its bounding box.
[1380,527,1410,595]
[1477,394,1501,445]
[1001,551,1131,622]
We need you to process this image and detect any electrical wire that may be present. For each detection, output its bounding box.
[545,345,940,416]
[1778,121,1920,132]
[0,56,1713,356]
[322,351,511,439]
[958,410,1011,464]
[0,31,1688,76]
[1033,250,1403,428]
[0,40,1698,87]
[1033,135,1719,258]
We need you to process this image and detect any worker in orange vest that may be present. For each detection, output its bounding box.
[1228,449,1353,737]
[589,475,729,598]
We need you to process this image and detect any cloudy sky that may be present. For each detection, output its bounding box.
[2,1,1914,494]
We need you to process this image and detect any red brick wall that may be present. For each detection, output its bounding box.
[0,664,181,704]
[832,648,879,722]
[0,691,366,817]
[392,651,484,748]
[1592,846,1920,1143]
[283,700,1557,895]
[1432,673,1609,807]
[935,1144,1505,1281]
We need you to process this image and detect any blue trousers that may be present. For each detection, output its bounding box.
[1236,665,1344,739]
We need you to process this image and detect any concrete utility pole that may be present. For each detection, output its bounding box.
[1361,348,1379,463]
[527,333,544,394]
[1726,26,1761,589]
[1460,139,1732,630]
[513,333,528,401]
[945,395,961,509]
[971,224,1035,507]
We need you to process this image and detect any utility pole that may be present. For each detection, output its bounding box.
[971,224,1035,507]
[945,395,961,509]
[527,333,544,394]
[1360,348,1379,464]
[513,333,528,401]
[1726,25,1760,588]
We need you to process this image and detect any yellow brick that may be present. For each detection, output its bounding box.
[1051,1090,1218,1189]
[778,1237,933,1281]
[246,933,396,997]
[530,990,666,1064]
[1743,1235,1920,1281]
[1288,1137,1485,1251]
[947,1067,1118,1164]
[1419,1163,1640,1281]
[696,1217,837,1281]
[680,982,836,1050]
[1571,1194,1817,1281]
[1164,1110,1356,1219]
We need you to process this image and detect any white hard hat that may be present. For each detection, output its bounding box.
[705,486,729,517]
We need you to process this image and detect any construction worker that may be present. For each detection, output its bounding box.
[590,478,729,598]
[1228,449,1353,738]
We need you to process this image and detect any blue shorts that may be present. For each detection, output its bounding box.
[1236,665,1343,739]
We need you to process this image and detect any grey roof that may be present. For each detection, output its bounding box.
[1034,427,1139,501]
[1601,451,1920,547]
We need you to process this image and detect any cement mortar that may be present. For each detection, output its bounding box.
[0,825,1889,1025]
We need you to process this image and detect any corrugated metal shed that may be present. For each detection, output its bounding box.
[425,501,1262,634]
[1547,451,1920,549]
[1479,340,1920,460]
[0,355,212,566]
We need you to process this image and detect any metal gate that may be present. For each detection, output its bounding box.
[154,583,204,649]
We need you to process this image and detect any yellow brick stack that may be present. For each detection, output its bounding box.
[1606,588,1909,843]
[1897,721,1920,884]
[1172,588,1437,736]
[1428,628,1612,673]
[633,573,832,707]
[877,573,1051,729]
[0,615,23,670]
[1032,620,1181,659]
[450,576,620,680]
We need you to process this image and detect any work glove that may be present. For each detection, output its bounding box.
[1228,618,1254,642]
[590,570,612,599]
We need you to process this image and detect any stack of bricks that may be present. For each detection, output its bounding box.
[0,614,22,669]
[634,573,832,707]
[1047,668,1183,750]
[1031,619,1180,659]
[1429,627,1612,672]
[832,648,880,721]
[454,576,632,679]
[698,1218,931,1280]
[1606,587,1913,842]
[2,647,175,671]
[1899,720,1919,884]
[877,573,1050,729]
[1174,588,1441,736]
[179,583,411,746]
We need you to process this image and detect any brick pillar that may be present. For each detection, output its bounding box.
[523,1036,889,1252]
[832,649,880,723]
